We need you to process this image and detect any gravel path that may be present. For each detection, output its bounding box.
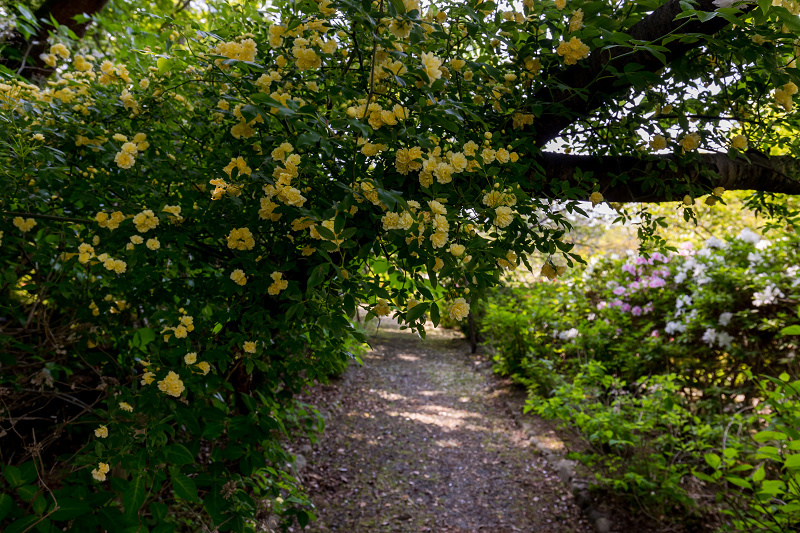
[298,320,594,532]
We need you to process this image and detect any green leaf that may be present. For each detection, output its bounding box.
[16,484,37,502]
[725,475,752,489]
[784,454,800,472]
[5,516,38,533]
[0,493,13,521]
[780,324,800,335]
[131,328,156,352]
[307,263,330,290]
[388,0,405,15]
[406,302,429,323]
[752,465,765,482]
[430,302,441,327]
[157,57,173,75]
[315,225,337,241]
[123,474,146,521]
[3,465,23,488]
[50,498,91,521]
[754,430,787,442]
[297,509,311,528]
[165,443,195,466]
[704,453,721,469]
[296,131,321,149]
[171,469,198,502]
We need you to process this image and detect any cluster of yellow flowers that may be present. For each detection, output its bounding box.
[157,371,185,397]
[680,132,701,151]
[556,37,590,65]
[482,187,518,208]
[91,462,110,481]
[497,250,518,270]
[374,299,391,316]
[78,243,95,263]
[113,133,148,169]
[162,205,183,222]
[346,99,410,130]
[12,217,36,232]
[101,255,127,274]
[39,43,71,68]
[227,227,256,250]
[774,81,798,112]
[569,9,584,32]
[213,38,258,64]
[96,211,125,230]
[540,262,568,280]
[98,59,132,86]
[230,269,247,286]
[132,209,159,232]
[268,271,289,295]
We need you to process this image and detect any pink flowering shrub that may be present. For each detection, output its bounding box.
[482,230,800,524]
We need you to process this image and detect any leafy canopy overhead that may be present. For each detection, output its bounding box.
[1,0,800,530]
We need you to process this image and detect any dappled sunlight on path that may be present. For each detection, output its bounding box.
[298,321,593,532]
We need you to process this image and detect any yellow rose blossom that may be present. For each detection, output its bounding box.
[421,52,443,85]
[141,371,156,386]
[227,227,255,250]
[95,426,108,438]
[13,217,36,232]
[133,210,159,232]
[184,352,197,364]
[732,135,748,150]
[243,341,256,353]
[680,132,701,151]
[157,371,185,397]
[119,402,133,412]
[196,361,211,375]
[146,237,160,250]
[268,271,289,295]
[449,243,465,256]
[92,462,110,482]
[494,206,514,228]
[374,299,391,316]
[448,298,470,321]
[589,192,604,206]
[230,269,247,286]
[649,134,667,151]
[556,37,590,65]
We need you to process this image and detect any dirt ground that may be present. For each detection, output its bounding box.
[293,319,596,532]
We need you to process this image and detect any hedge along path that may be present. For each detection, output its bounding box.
[298,319,593,532]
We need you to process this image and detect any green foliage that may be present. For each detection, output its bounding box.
[1,0,800,530]
[483,228,800,527]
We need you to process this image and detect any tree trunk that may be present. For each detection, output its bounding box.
[532,0,754,147]
[534,152,800,202]
[0,0,110,81]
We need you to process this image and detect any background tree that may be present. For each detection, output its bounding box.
[1,0,799,531]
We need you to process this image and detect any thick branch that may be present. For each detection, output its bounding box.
[0,0,109,81]
[533,0,752,147]
[535,152,800,202]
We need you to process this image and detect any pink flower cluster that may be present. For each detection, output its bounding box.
[598,255,671,316]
